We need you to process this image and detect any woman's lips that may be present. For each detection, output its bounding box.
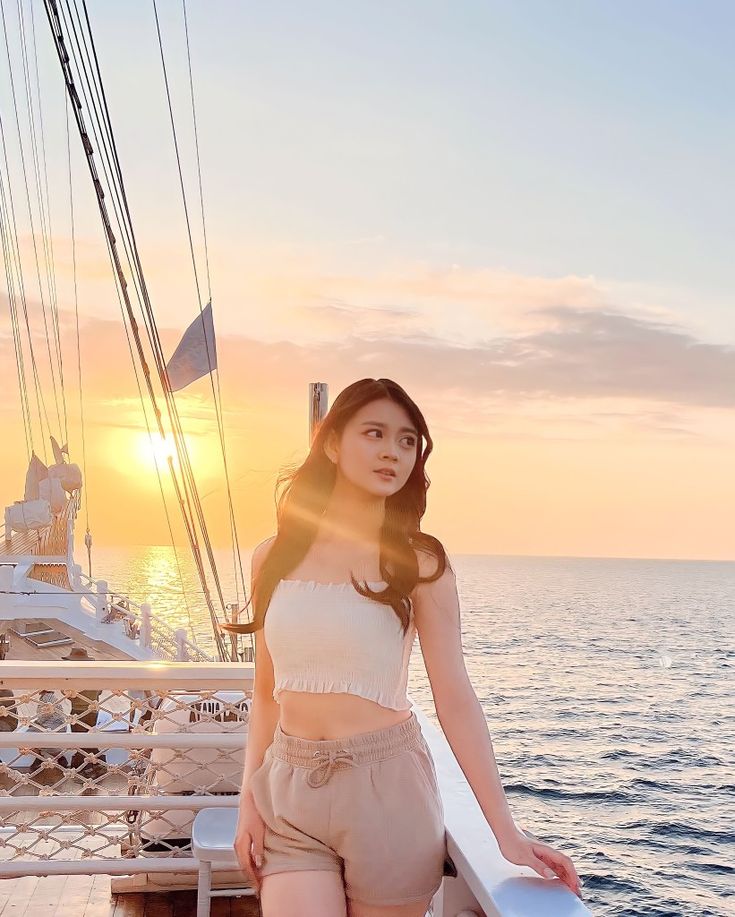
[374,470,396,480]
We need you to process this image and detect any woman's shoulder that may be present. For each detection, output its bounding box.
[251,534,277,576]
[256,534,277,551]
[411,534,452,581]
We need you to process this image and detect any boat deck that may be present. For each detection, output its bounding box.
[2,620,133,662]
[0,876,258,916]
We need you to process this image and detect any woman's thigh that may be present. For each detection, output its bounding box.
[331,741,445,907]
[260,869,347,917]
[347,893,434,917]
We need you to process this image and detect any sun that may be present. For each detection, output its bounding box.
[134,431,194,473]
[104,426,220,484]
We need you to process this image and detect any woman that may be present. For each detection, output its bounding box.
[226,378,582,917]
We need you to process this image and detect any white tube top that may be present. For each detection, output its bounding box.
[263,579,416,711]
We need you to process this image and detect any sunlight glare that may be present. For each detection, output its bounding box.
[136,432,179,471]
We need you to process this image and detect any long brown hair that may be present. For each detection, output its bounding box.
[224,378,450,636]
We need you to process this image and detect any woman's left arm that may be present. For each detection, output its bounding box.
[412,559,583,899]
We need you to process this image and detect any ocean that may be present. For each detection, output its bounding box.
[92,546,734,916]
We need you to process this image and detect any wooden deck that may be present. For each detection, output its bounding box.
[0,528,41,557]
[0,876,259,916]
[1,491,79,561]
[2,621,134,662]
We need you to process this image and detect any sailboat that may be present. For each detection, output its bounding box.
[0,2,590,914]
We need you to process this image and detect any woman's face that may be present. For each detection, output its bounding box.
[326,398,419,496]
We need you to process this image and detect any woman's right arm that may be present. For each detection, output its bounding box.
[236,536,279,883]
[240,535,279,800]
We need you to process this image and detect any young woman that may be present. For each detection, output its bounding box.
[226,378,582,917]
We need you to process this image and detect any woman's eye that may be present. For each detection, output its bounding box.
[365,429,415,447]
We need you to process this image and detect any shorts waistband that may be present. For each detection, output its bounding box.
[272,711,422,778]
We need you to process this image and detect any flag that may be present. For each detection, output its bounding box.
[165,301,218,392]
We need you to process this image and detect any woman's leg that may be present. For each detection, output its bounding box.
[347,895,434,917]
[260,869,348,917]
[327,716,446,910]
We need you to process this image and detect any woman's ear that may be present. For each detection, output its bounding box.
[323,430,338,464]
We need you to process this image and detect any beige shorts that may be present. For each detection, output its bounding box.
[248,711,448,907]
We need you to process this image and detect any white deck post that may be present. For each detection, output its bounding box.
[3,507,11,542]
[196,860,212,917]
[140,604,152,649]
[70,564,82,591]
[175,628,188,661]
[95,579,109,622]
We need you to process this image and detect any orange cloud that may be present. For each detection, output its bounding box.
[2,264,733,559]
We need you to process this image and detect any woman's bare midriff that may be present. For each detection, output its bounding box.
[277,690,412,741]
[270,541,412,741]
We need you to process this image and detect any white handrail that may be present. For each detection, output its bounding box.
[75,571,215,662]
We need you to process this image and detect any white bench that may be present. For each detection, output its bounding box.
[192,806,256,917]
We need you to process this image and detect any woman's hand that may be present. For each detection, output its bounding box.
[234,792,266,895]
[499,829,583,899]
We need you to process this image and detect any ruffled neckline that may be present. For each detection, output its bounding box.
[277,579,388,590]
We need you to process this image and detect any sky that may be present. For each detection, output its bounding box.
[1,1,734,561]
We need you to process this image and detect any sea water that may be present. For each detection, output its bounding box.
[93,547,734,916]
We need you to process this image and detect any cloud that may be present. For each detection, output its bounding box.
[222,303,733,411]
[513,306,735,408]
[3,271,733,451]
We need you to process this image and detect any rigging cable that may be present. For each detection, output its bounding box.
[155,0,249,622]
[0,148,33,458]
[64,0,226,657]
[61,0,202,646]
[27,0,69,446]
[99,203,197,638]
[65,89,95,576]
[0,12,52,462]
[1,0,64,445]
[78,0,230,658]
[45,0,229,660]
[17,0,65,428]
[182,0,249,619]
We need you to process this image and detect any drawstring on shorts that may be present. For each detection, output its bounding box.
[307,748,358,787]
[271,713,422,789]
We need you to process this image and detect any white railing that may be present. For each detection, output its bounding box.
[0,662,249,879]
[0,662,590,916]
[1,485,215,661]
[71,571,215,663]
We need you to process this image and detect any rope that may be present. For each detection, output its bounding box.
[27,0,69,446]
[156,0,249,616]
[97,181,196,638]
[182,0,248,611]
[0,160,32,458]
[44,0,230,661]
[65,89,91,537]
[181,0,211,303]
[0,0,54,461]
[6,0,65,443]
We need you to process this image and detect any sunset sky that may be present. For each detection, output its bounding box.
[1,1,734,561]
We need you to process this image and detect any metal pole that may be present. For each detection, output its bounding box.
[309,383,328,445]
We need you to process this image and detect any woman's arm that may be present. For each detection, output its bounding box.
[412,554,582,898]
[239,536,280,801]
[412,560,517,839]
